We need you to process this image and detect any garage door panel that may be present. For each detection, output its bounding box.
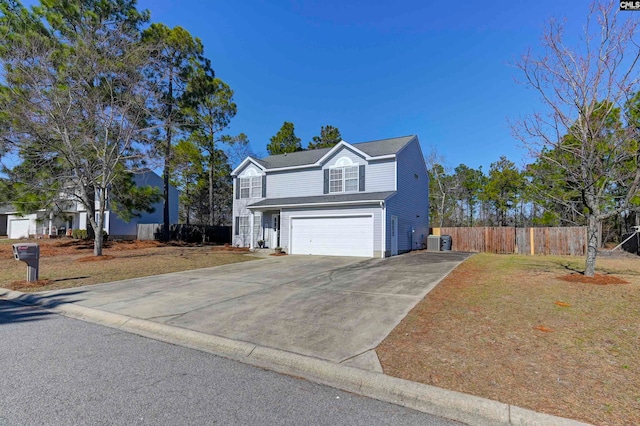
[9,219,30,239]
[291,216,373,257]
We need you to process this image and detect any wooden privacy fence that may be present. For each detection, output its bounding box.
[432,226,587,256]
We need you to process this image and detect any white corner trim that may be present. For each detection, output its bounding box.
[381,201,386,258]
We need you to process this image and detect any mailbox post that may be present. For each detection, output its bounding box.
[12,243,40,282]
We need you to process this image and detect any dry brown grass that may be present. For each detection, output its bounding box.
[1,238,253,292]
[377,253,640,426]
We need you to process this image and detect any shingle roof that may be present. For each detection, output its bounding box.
[259,135,416,169]
[260,148,331,169]
[0,203,15,214]
[247,191,396,209]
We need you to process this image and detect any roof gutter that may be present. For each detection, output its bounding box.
[247,199,390,210]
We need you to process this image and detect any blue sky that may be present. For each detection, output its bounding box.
[134,0,589,171]
[24,0,588,172]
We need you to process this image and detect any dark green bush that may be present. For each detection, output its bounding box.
[72,229,88,239]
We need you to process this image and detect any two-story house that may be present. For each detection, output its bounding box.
[231,135,429,258]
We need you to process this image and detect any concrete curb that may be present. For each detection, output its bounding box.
[1,288,592,426]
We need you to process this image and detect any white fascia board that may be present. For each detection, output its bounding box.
[367,154,396,161]
[262,164,322,173]
[315,140,370,165]
[231,157,266,176]
[247,199,386,210]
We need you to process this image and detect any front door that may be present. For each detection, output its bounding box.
[391,215,398,256]
[271,213,280,248]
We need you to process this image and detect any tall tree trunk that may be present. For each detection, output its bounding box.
[92,188,105,256]
[585,214,599,277]
[86,185,96,241]
[162,77,173,242]
[208,156,214,226]
[438,193,445,227]
[163,131,171,241]
[185,179,190,226]
[94,216,103,256]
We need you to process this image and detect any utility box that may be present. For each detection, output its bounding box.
[427,235,441,251]
[440,235,452,251]
[12,243,40,282]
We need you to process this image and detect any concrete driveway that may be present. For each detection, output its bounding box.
[41,251,470,371]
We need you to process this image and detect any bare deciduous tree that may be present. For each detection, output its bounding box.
[424,148,457,227]
[512,1,640,276]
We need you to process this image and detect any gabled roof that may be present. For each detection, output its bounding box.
[231,135,416,175]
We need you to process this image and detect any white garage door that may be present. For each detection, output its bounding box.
[9,219,30,239]
[290,215,374,257]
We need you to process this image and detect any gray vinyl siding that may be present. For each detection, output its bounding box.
[267,168,323,198]
[265,148,394,198]
[365,159,395,192]
[280,205,383,256]
[232,196,251,247]
[232,163,266,246]
[385,139,429,254]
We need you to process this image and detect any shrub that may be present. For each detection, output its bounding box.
[72,229,88,240]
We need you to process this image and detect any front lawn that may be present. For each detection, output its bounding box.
[1,239,254,292]
[377,253,640,426]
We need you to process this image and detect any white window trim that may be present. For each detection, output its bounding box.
[239,176,262,199]
[329,164,359,194]
[238,216,250,236]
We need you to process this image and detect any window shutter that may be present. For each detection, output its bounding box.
[235,217,239,235]
[235,179,239,199]
[323,169,329,194]
[359,165,365,191]
[262,175,266,198]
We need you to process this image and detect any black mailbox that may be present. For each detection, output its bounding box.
[12,243,40,282]
[13,243,40,261]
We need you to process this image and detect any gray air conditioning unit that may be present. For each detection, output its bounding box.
[427,235,441,251]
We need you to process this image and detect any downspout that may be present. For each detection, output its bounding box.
[381,200,386,258]
[249,211,255,250]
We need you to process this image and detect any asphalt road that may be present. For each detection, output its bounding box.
[0,300,461,426]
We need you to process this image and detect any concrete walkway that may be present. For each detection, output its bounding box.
[38,251,469,371]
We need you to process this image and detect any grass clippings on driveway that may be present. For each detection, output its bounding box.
[1,239,254,292]
[377,253,640,426]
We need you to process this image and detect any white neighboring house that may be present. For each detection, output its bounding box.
[4,170,178,240]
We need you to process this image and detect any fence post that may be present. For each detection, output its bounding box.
[530,228,535,255]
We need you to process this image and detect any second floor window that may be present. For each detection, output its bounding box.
[329,165,358,193]
[240,176,262,198]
